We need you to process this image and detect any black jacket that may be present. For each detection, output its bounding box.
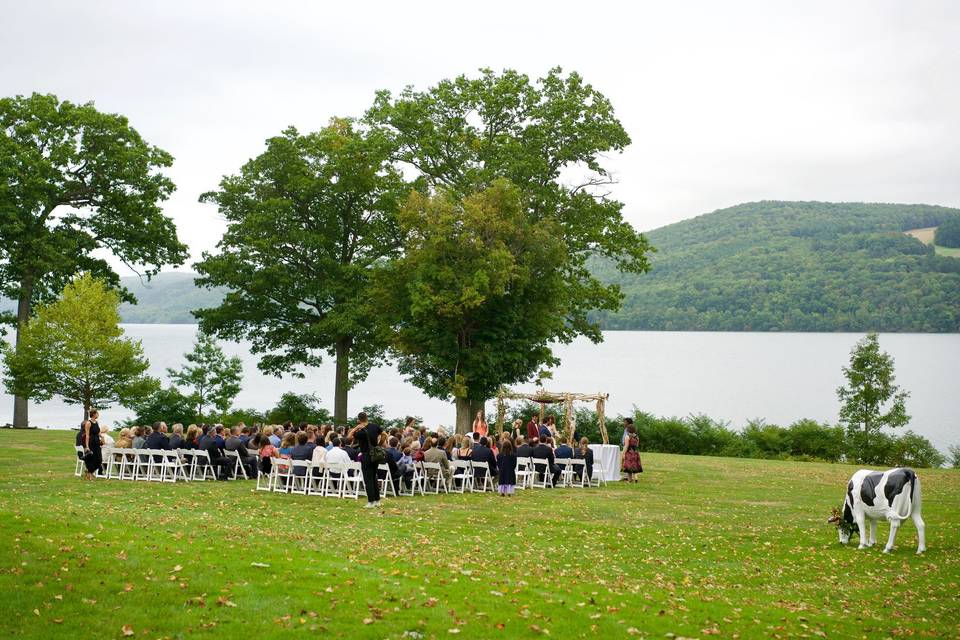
[145,431,170,450]
[471,446,498,477]
[515,444,534,459]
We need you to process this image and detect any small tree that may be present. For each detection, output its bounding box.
[2,273,158,421]
[266,392,330,425]
[947,444,960,469]
[837,333,910,463]
[167,333,243,421]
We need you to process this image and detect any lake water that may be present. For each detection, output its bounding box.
[3,326,958,451]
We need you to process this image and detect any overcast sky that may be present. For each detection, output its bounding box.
[4,0,959,275]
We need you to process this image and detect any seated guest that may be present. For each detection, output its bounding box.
[442,437,456,460]
[516,437,535,460]
[278,431,296,458]
[168,424,184,450]
[183,425,201,450]
[457,436,473,460]
[132,426,146,449]
[201,427,231,480]
[290,431,313,476]
[575,437,594,482]
[386,437,402,464]
[342,436,359,462]
[100,430,115,447]
[531,437,561,486]
[145,422,170,461]
[422,437,452,483]
[114,428,133,449]
[323,436,351,466]
[471,436,498,482]
[411,440,424,462]
[225,425,258,478]
[555,439,574,460]
[258,434,279,474]
[268,426,282,448]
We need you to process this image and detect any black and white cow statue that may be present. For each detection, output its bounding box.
[831,467,926,554]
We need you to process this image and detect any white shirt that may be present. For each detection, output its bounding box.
[324,447,351,465]
[311,445,327,465]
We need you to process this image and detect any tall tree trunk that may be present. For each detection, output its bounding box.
[455,396,472,434]
[12,278,33,428]
[334,336,352,425]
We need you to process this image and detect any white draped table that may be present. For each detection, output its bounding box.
[588,444,621,481]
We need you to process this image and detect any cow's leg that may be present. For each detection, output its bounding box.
[856,512,869,550]
[912,479,926,554]
[868,520,877,547]
[883,519,900,553]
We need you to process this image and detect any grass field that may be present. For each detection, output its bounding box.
[2,430,958,639]
[903,227,960,257]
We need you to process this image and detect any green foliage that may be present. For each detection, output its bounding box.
[215,407,266,427]
[265,392,331,426]
[889,431,946,469]
[0,92,187,319]
[376,181,567,406]
[837,333,910,463]
[1,274,158,419]
[934,217,960,248]
[125,386,195,427]
[166,333,243,421]
[948,444,960,469]
[195,119,413,421]
[591,201,960,332]
[367,68,652,416]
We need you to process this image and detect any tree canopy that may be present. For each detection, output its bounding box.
[366,68,651,427]
[0,93,187,426]
[194,119,413,422]
[1,273,158,420]
[934,217,960,248]
[166,333,243,421]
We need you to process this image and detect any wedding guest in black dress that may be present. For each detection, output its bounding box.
[81,409,103,480]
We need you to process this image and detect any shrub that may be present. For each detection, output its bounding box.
[889,431,946,468]
[266,392,331,425]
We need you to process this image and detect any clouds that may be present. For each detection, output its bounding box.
[3,0,958,271]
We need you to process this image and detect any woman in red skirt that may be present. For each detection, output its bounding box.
[621,423,643,482]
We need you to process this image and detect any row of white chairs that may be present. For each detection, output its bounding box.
[257,456,607,499]
[75,446,252,482]
[75,447,608,495]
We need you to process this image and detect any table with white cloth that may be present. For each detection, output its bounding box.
[588,444,621,481]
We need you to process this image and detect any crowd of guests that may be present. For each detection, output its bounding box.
[80,412,644,504]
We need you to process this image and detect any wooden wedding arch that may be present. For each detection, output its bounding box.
[494,388,610,444]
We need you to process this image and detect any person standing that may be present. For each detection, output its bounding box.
[80,409,103,480]
[352,412,383,508]
[497,438,517,497]
[472,410,488,437]
[622,424,643,482]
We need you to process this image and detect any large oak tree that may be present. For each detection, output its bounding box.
[0,93,188,426]
[366,68,652,430]
[195,119,413,423]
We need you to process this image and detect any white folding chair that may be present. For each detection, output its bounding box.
[450,460,473,493]
[272,458,293,493]
[399,462,425,496]
[567,458,588,487]
[308,462,327,496]
[74,446,85,476]
[531,459,554,489]
[378,464,396,497]
[117,449,137,481]
[556,459,576,488]
[289,460,312,494]
[471,462,495,493]
[514,457,533,490]
[132,450,152,481]
[192,450,217,481]
[323,462,346,497]
[341,462,363,499]
[256,456,275,491]
[590,458,607,487]
[421,462,449,494]
[224,450,249,480]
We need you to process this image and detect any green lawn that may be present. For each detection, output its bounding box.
[2,430,958,639]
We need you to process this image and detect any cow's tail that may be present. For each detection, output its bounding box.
[891,469,917,521]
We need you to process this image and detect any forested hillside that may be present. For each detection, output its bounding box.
[592,201,960,331]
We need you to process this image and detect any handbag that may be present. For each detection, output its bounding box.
[369,446,387,465]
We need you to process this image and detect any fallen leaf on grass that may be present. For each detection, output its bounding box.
[121,625,134,636]
[169,565,182,573]
[216,596,236,607]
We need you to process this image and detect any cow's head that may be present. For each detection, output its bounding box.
[828,504,858,544]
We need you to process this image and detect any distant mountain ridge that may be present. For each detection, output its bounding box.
[3,201,959,331]
[591,200,960,332]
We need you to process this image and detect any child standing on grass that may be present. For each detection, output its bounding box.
[498,438,517,496]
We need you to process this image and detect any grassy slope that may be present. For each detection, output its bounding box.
[904,226,960,258]
[3,430,958,640]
